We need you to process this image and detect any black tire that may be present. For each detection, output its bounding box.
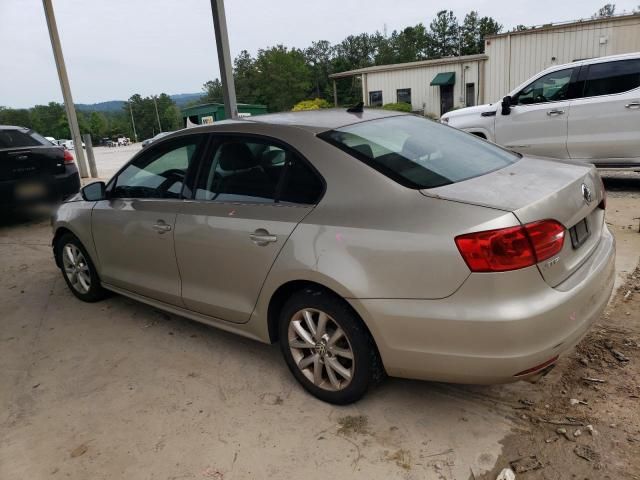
[55,233,108,302]
[278,288,384,404]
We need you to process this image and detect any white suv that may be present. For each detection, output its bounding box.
[441,53,640,168]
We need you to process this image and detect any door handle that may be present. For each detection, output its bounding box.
[152,220,172,234]
[546,109,565,116]
[250,229,277,246]
[625,102,640,109]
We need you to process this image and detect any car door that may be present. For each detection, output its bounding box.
[174,134,324,324]
[92,134,205,306]
[567,58,640,166]
[495,67,577,158]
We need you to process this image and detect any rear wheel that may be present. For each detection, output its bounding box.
[278,289,383,404]
[56,233,108,302]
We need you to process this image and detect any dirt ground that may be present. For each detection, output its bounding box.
[0,172,638,479]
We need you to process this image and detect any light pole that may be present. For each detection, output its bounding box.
[209,0,238,119]
[128,101,138,142]
[42,0,90,178]
[153,95,162,132]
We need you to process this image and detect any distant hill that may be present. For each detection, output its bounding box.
[76,93,203,112]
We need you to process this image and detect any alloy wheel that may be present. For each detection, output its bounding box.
[287,308,355,391]
[61,243,91,294]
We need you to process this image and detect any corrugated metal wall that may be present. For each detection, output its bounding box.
[363,59,484,117]
[485,16,640,102]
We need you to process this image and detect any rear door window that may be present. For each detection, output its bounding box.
[583,59,640,97]
[319,115,519,189]
[194,136,323,205]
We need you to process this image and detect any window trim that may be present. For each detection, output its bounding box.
[105,133,206,201]
[512,67,579,107]
[189,132,326,207]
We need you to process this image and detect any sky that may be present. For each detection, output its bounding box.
[1,0,638,108]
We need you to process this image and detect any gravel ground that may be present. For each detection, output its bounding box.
[0,169,638,479]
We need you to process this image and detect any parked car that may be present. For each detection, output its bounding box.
[61,139,85,150]
[44,136,57,145]
[51,109,614,404]
[141,131,171,148]
[441,52,640,169]
[0,125,80,208]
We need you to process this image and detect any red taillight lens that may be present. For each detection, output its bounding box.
[524,220,565,262]
[597,174,606,210]
[63,149,75,164]
[455,220,565,272]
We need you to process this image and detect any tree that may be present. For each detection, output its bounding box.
[88,111,108,141]
[252,45,312,111]
[477,16,502,52]
[201,79,223,103]
[460,12,480,55]
[428,10,460,58]
[233,50,259,104]
[304,40,334,99]
[593,3,616,18]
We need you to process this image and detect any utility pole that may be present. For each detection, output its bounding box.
[42,0,89,178]
[128,102,138,142]
[153,95,162,132]
[209,0,238,119]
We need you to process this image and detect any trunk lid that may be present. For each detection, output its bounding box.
[422,156,605,287]
[0,145,66,181]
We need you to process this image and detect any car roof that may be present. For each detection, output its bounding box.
[0,125,29,131]
[247,108,408,133]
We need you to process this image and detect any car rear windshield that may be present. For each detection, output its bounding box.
[319,115,519,189]
[0,129,50,149]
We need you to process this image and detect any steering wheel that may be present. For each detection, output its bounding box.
[156,169,186,195]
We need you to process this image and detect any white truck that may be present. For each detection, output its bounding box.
[441,53,640,169]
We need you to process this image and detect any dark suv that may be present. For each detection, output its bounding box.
[0,126,80,208]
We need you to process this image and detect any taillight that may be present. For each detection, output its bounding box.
[455,220,565,272]
[597,174,606,210]
[63,149,74,164]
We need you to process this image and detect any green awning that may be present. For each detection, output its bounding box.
[430,72,455,86]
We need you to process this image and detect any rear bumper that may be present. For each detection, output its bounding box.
[0,164,80,207]
[350,225,616,384]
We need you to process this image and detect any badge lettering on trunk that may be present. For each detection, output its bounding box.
[581,183,593,205]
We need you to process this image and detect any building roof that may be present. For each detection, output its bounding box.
[485,12,640,39]
[329,53,488,79]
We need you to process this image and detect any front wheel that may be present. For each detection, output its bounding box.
[278,289,383,404]
[56,233,108,302]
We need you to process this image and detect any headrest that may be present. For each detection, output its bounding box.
[218,142,257,170]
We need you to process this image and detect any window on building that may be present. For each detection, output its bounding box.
[514,68,575,105]
[369,91,383,107]
[396,88,411,105]
[194,137,323,205]
[583,59,640,97]
[465,83,475,107]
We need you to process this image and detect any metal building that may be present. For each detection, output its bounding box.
[330,13,640,118]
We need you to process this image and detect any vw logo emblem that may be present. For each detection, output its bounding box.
[581,183,593,204]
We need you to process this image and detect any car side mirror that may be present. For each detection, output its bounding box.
[501,95,512,115]
[81,181,106,201]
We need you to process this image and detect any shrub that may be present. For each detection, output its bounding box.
[292,98,331,111]
[382,102,412,113]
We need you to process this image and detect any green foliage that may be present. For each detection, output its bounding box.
[428,10,459,57]
[292,98,331,111]
[124,93,182,141]
[593,3,616,18]
[382,103,412,112]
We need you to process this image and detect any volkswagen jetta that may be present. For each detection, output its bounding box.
[51,109,615,404]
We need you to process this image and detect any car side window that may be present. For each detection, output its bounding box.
[194,137,323,205]
[112,135,202,199]
[514,68,574,105]
[583,59,640,97]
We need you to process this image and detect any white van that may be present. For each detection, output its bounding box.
[441,53,640,168]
